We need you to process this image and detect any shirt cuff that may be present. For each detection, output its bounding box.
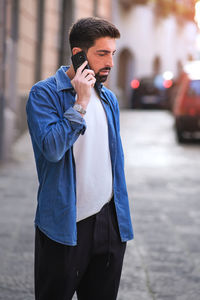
[63,106,86,135]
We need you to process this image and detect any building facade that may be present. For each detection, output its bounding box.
[0,0,111,162]
[0,0,198,161]
[110,0,198,108]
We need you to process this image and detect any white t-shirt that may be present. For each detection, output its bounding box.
[73,87,113,222]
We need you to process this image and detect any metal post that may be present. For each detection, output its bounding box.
[58,0,74,67]
[35,0,45,82]
[0,0,6,162]
[93,0,98,16]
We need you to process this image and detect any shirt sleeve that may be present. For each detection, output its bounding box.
[63,106,86,131]
[26,88,86,162]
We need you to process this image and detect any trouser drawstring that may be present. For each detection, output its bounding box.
[106,200,112,268]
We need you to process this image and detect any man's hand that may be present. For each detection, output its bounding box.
[71,61,96,110]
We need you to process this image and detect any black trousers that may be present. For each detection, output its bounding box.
[35,200,126,300]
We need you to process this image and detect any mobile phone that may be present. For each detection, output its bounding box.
[71,51,90,73]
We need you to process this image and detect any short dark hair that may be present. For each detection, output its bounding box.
[69,17,120,51]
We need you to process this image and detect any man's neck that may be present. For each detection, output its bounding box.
[66,65,75,80]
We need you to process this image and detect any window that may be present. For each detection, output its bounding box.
[188,80,200,96]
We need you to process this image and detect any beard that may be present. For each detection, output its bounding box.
[95,67,111,83]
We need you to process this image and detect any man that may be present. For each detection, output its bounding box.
[26,17,133,300]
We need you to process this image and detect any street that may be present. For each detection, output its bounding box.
[0,110,200,300]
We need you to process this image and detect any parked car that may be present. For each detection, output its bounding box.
[131,73,174,109]
[173,61,200,143]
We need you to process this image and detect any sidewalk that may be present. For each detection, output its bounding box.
[0,131,149,300]
[0,133,37,300]
[2,110,200,300]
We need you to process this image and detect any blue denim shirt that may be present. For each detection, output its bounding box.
[26,66,133,245]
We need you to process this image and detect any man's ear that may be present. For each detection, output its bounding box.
[72,47,82,55]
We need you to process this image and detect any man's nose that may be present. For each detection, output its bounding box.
[106,55,114,68]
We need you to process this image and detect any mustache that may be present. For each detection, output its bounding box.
[99,67,111,72]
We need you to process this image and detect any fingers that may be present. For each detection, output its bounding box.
[74,62,96,87]
[82,67,95,77]
[76,61,95,77]
[71,71,96,91]
[89,77,96,88]
[71,60,96,102]
[76,61,88,74]
[85,73,96,82]
[86,74,96,87]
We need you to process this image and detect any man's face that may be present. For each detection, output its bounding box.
[86,37,116,83]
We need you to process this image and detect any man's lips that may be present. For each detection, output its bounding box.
[100,71,109,75]
[99,68,111,75]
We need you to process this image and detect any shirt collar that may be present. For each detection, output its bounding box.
[100,86,110,104]
[55,66,74,92]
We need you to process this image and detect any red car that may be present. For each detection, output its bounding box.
[173,61,200,143]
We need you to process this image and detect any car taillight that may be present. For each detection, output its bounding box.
[131,79,140,89]
[163,79,173,89]
[189,108,196,116]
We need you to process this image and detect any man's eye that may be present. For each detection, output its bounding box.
[98,54,105,57]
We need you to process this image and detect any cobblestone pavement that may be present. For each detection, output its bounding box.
[0,133,37,300]
[0,110,200,300]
